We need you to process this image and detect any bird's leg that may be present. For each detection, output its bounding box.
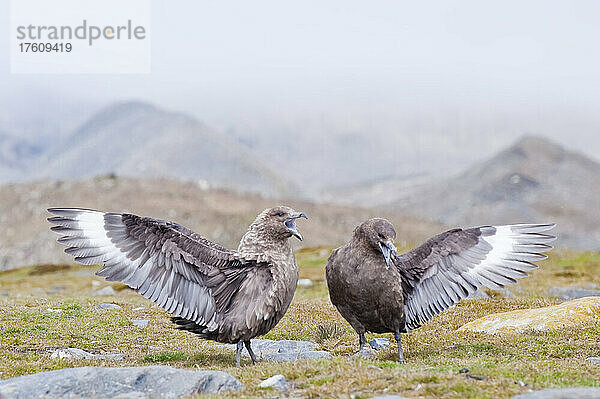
[394,332,405,364]
[358,332,366,351]
[244,340,258,365]
[235,341,244,367]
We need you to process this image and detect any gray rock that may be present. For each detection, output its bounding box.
[74,270,97,277]
[49,348,124,361]
[369,338,390,350]
[497,287,516,298]
[92,286,116,296]
[95,303,122,310]
[219,339,330,362]
[258,374,289,391]
[131,319,149,329]
[297,278,313,287]
[548,286,600,301]
[47,285,65,294]
[0,366,241,398]
[466,289,490,300]
[512,387,600,399]
[352,347,378,359]
[586,357,600,365]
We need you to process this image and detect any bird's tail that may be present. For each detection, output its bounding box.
[171,317,219,341]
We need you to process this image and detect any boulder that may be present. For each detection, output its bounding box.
[458,297,600,334]
[0,366,242,398]
[512,387,600,398]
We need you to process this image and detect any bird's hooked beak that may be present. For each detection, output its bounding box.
[378,240,397,268]
[285,212,308,241]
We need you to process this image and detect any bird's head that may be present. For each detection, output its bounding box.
[354,218,397,268]
[251,206,308,242]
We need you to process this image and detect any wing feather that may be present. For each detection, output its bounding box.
[48,207,259,331]
[396,223,555,331]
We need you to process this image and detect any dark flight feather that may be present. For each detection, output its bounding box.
[396,224,555,331]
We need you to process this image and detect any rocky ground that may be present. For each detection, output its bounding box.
[0,247,599,398]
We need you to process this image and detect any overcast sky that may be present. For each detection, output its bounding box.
[1,0,600,169]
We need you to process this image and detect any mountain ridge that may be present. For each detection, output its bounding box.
[388,135,600,250]
[31,101,298,198]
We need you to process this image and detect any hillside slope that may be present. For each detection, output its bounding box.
[32,101,297,198]
[0,176,442,270]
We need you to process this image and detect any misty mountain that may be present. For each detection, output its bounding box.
[231,118,471,196]
[33,101,298,198]
[0,133,42,182]
[385,135,600,250]
[0,133,42,168]
[0,87,96,146]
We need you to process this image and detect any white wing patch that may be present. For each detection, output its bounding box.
[49,208,219,332]
[403,223,555,331]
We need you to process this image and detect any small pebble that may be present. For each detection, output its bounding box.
[297,279,313,287]
[353,347,378,359]
[95,303,122,310]
[50,348,124,361]
[369,338,390,350]
[466,289,489,300]
[258,374,289,391]
[131,319,149,329]
[92,286,116,296]
[587,356,600,365]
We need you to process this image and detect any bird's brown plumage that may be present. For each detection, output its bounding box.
[48,205,306,365]
[326,218,555,362]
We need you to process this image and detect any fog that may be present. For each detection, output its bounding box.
[1,0,599,181]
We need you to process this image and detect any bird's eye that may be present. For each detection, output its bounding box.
[378,233,385,239]
[276,212,285,217]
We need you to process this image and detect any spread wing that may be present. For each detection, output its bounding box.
[48,208,259,332]
[395,224,555,331]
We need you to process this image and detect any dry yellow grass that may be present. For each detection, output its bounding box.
[0,248,599,398]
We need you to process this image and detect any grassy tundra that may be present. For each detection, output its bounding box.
[0,247,599,398]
